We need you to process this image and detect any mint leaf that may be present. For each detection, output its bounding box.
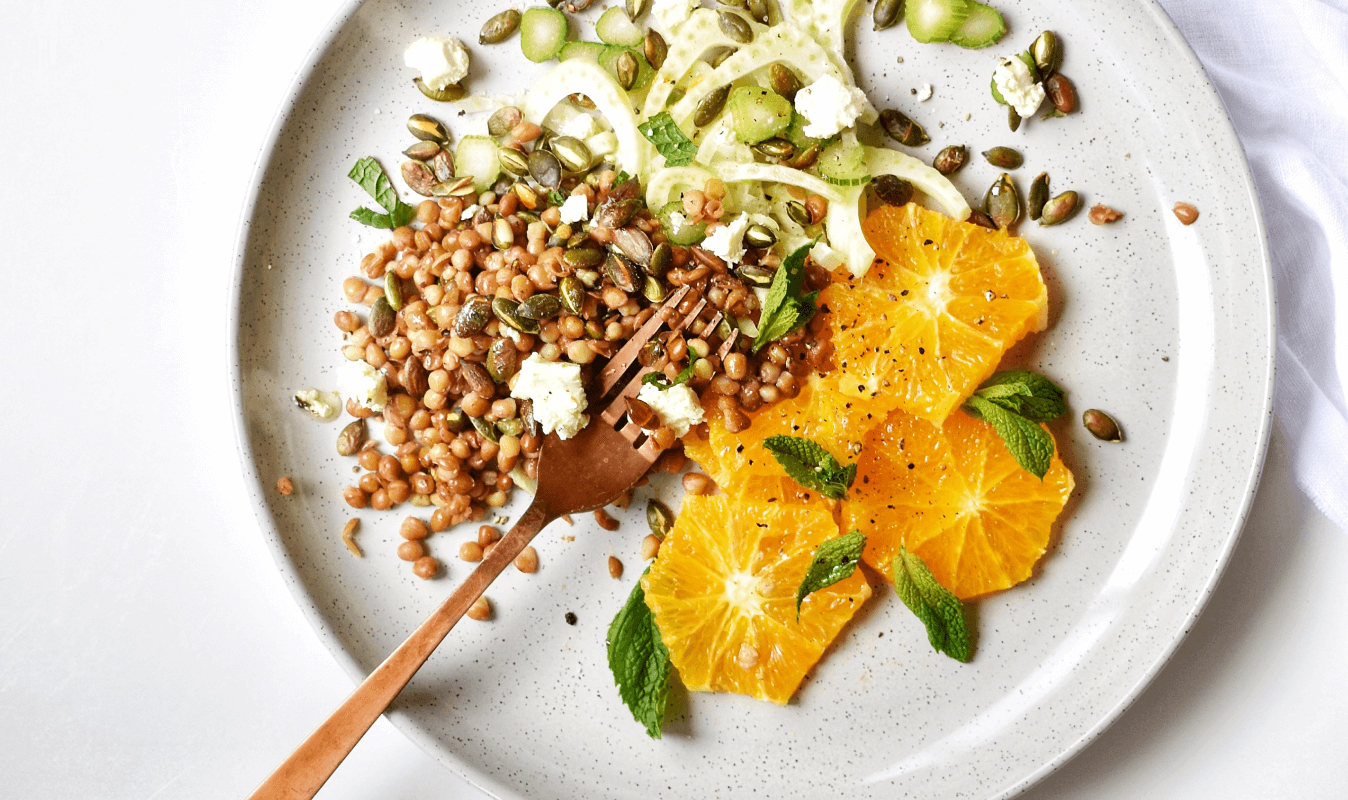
[638,112,698,167]
[762,435,856,500]
[964,394,1054,478]
[752,241,817,353]
[606,568,672,738]
[974,370,1065,422]
[892,546,972,662]
[642,355,698,390]
[349,207,394,229]
[796,530,866,617]
[348,156,417,229]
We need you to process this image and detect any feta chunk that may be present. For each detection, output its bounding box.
[917,83,933,102]
[559,194,590,225]
[586,131,619,160]
[404,36,471,92]
[558,112,601,141]
[795,74,870,139]
[510,354,589,440]
[339,360,387,411]
[703,213,751,265]
[637,383,705,437]
[653,0,698,31]
[293,388,342,421]
[993,57,1044,118]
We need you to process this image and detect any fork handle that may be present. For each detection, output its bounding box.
[246,500,555,800]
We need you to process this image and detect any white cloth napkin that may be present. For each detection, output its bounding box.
[1159,0,1348,530]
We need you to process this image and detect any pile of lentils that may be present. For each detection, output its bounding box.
[333,106,838,578]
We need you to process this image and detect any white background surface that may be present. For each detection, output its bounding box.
[0,1,1344,798]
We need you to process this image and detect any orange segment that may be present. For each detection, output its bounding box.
[820,204,1049,425]
[643,496,871,704]
[843,408,1073,599]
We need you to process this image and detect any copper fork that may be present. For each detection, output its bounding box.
[248,284,739,800]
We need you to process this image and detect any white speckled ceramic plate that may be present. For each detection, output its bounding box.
[230,1,1274,798]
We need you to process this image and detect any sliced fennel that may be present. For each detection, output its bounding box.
[863,146,969,219]
[523,60,647,177]
[694,118,752,166]
[823,183,872,278]
[781,0,866,89]
[641,9,739,120]
[645,165,714,210]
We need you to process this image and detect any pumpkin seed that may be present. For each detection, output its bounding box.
[428,149,455,182]
[496,417,524,437]
[605,252,643,292]
[443,407,470,433]
[591,198,636,230]
[872,174,914,206]
[400,160,437,197]
[528,149,563,188]
[517,293,562,321]
[626,0,649,20]
[401,356,429,398]
[787,142,821,170]
[743,223,778,249]
[403,140,441,161]
[693,84,732,127]
[384,273,403,311]
[492,218,515,250]
[718,9,754,42]
[734,263,775,286]
[1027,172,1049,220]
[647,499,673,539]
[488,106,523,137]
[648,242,672,278]
[486,338,519,382]
[407,113,450,145]
[966,209,999,230]
[442,176,477,197]
[982,146,1023,169]
[717,0,746,7]
[612,227,654,265]
[1082,409,1123,442]
[550,136,593,173]
[492,297,541,334]
[559,276,585,314]
[638,338,666,367]
[369,296,395,338]
[413,79,467,102]
[453,296,492,336]
[644,29,668,71]
[768,63,802,102]
[705,45,737,68]
[1008,105,1022,132]
[585,320,604,338]
[753,137,795,159]
[498,147,529,176]
[471,415,501,443]
[1038,190,1080,226]
[873,0,902,30]
[513,182,540,210]
[786,200,812,227]
[563,246,606,269]
[984,173,1021,230]
[615,49,640,91]
[747,0,770,24]
[879,108,930,147]
[1031,31,1062,77]
[643,275,668,303]
[480,8,521,44]
[336,419,367,456]
[519,399,538,436]
[1045,73,1077,114]
[932,145,967,175]
[568,92,598,110]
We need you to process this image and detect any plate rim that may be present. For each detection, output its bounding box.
[227,0,1277,796]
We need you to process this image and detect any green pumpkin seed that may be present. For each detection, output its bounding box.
[879,108,930,147]
[718,9,754,43]
[605,252,643,292]
[615,49,639,91]
[644,29,668,71]
[742,223,778,249]
[717,0,746,7]
[734,263,775,286]
[984,173,1021,230]
[1031,31,1062,77]
[384,273,404,311]
[517,293,562,321]
[1008,105,1022,132]
[400,160,437,197]
[492,296,541,334]
[413,79,467,102]
[513,182,540,210]
[584,320,604,339]
[1027,172,1049,220]
[982,146,1023,169]
[498,147,529,176]
[648,242,672,278]
[428,150,454,182]
[871,174,914,206]
[550,136,593,173]
[787,142,821,170]
[407,113,450,145]
[493,218,515,250]
[786,200,812,227]
[932,145,967,175]
[694,84,732,127]
[643,275,668,303]
[563,247,606,269]
[444,407,469,433]
[453,296,492,336]
[403,140,441,161]
[873,0,902,30]
[559,276,585,314]
[612,227,654,266]
[336,419,367,456]
[497,417,525,437]
[594,198,640,229]
[747,0,770,24]
[568,92,598,110]
[369,296,395,338]
[626,0,649,20]
[488,106,523,137]
[528,149,563,188]
[470,415,500,443]
[1082,409,1123,442]
[486,338,519,382]
[1038,190,1080,226]
[646,499,674,539]
[967,209,999,230]
[753,137,795,159]
[480,8,521,44]
[1045,73,1077,114]
[705,45,737,68]
[768,63,802,102]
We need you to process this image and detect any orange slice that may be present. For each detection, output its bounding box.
[642,495,871,704]
[820,204,1049,425]
[843,408,1074,599]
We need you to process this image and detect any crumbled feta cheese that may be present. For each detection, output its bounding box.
[586,131,619,160]
[795,74,870,139]
[653,0,698,31]
[339,360,387,411]
[993,57,1044,118]
[293,388,342,421]
[510,354,589,440]
[558,112,600,141]
[403,37,470,91]
[637,383,705,437]
[461,203,480,221]
[559,194,590,225]
[703,213,751,265]
[917,84,933,102]
[811,241,846,272]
